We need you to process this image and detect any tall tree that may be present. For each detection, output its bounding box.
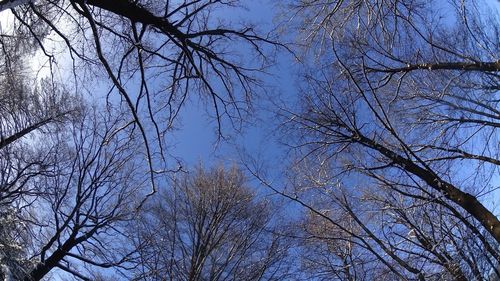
[274,0,499,279]
[130,165,292,281]
[4,106,150,281]
[0,0,283,203]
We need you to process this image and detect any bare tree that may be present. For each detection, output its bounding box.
[1,1,282,179]
[0,2,285,278]
[0,16,80,209]
[0,2,285,279]
[0,6,287,234]
[19,107,152,281]
[272,0,500,279]
[0,98,152,280]
[0,72,78,210]
[129,165,292,281]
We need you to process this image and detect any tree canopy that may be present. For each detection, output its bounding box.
[0,0,498,280]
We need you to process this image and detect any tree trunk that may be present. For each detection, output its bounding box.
[356,133,500,243]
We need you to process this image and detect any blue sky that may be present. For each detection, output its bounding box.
[170,0,295,169]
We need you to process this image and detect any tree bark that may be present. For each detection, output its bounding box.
[368,60,500,73]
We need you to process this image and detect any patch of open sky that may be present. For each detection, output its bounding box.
[170,1,299,172]
[164,0,308,229]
